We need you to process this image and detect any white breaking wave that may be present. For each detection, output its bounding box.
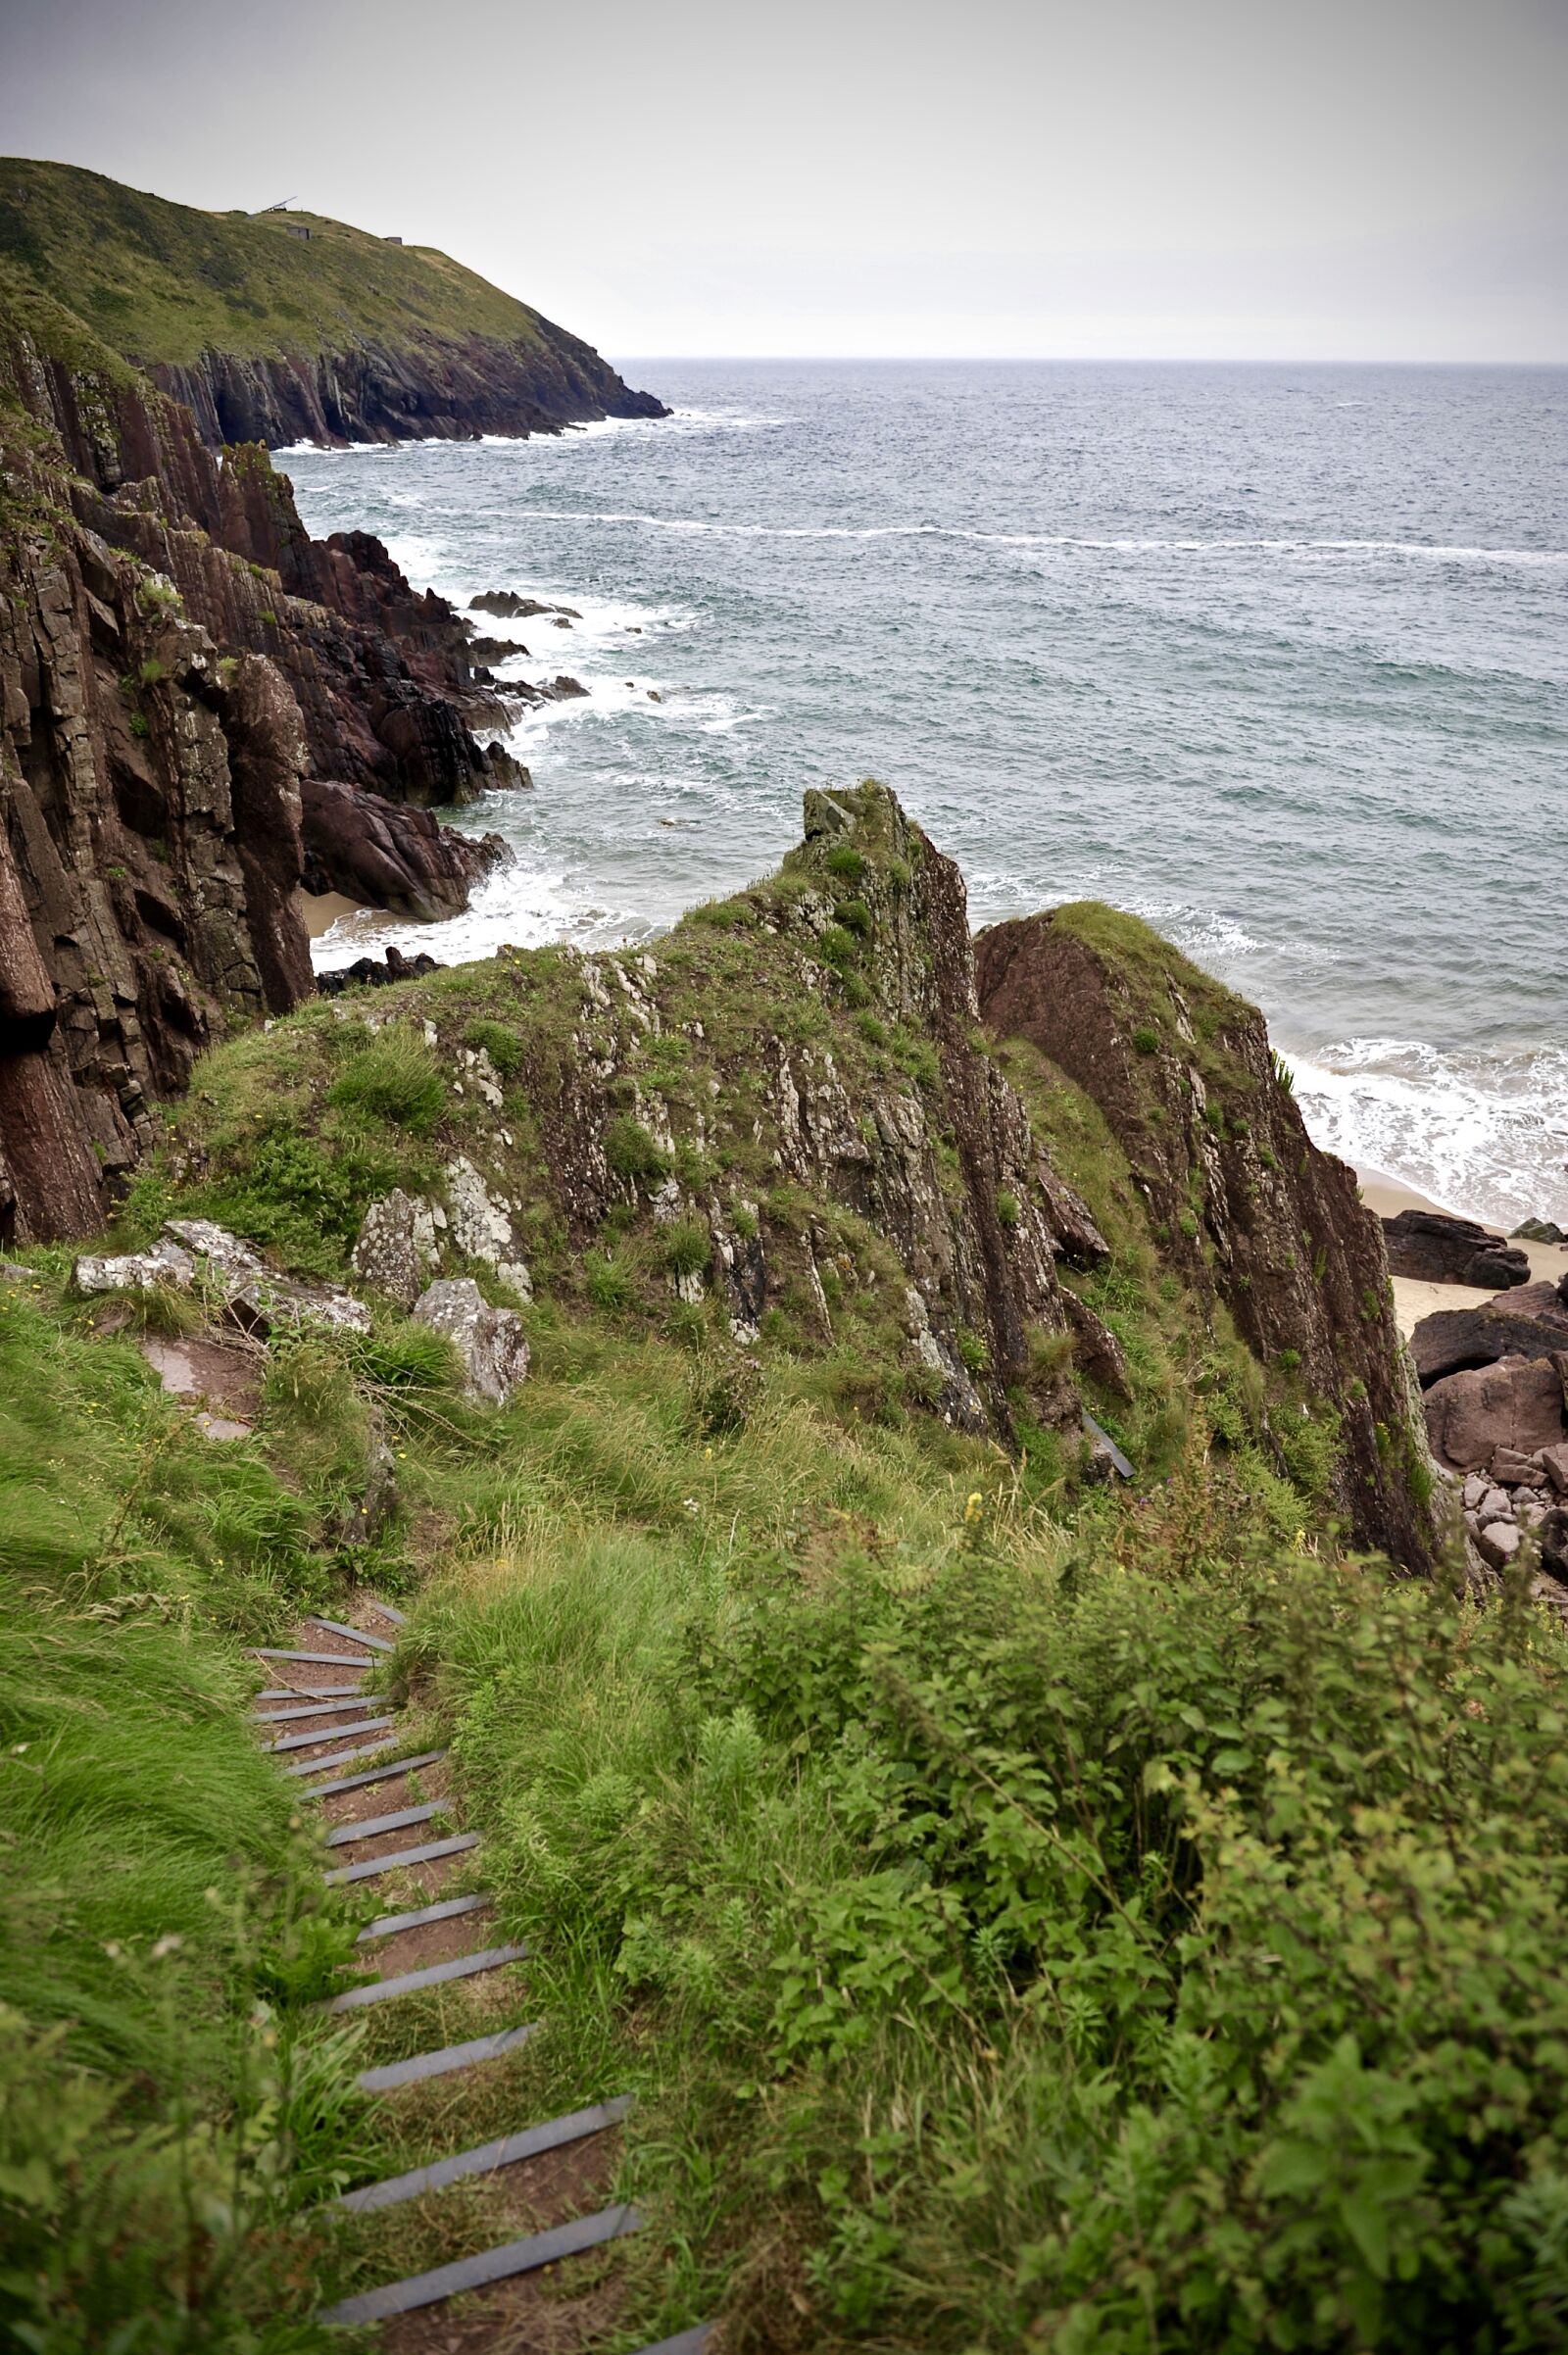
[503,510,1568,565]
[1294,1038,1568,1229]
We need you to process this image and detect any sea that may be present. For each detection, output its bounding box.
[279,360,1568,1230]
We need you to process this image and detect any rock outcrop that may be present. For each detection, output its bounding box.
[1410,1282,1568,1386]
[1381,1208,1531,1291]
[301,778,509,921]
[975,904,1436,1569]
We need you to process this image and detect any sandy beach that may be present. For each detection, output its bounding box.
[1355,1165,1568,1339]
[296,887,366,941]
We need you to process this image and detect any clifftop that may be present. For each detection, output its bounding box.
[0,158,666,445]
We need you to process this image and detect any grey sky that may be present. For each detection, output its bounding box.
[3,0,1564,360]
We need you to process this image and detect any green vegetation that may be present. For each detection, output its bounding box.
[3,779,1562,2345]
[0,1273,355,2350]
[0,157,571,370]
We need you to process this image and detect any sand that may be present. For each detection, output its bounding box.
[297,887,366,940]
[1353,1166,1568,1341]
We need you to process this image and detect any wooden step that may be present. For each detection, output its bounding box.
[306,1615,395,1654]
[255,1695,376,1725]
[336,2094,630,2214]
[282,1737,408,1781]
[269,1715,395,1755]
[323,1801,441,1848]
[318,2201,641,2326]
[310,1749,447,1801]
[357,1890,487,1943]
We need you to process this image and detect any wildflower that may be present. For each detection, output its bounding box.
[150,1934,183,1960]
[11,1742,27,1754]
[103,1940,122,1959]
[963,1491,984,1525]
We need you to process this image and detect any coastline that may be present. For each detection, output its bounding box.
[1356,1163,1568,1338]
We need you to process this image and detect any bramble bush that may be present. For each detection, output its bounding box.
[429,1466,1568,2351]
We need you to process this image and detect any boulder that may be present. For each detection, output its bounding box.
[1423,1353,1566,1474]
[1409,1282,1568,1385]
[1542,1508,1568,1583]
[75,1218,370,1338]
[353,1190,440,1310]
[1474,1484,1513,1526]
[1492,1447,1544,1487]
[468,592,580,622]
[1470,1515,1522,1571]
[1036,1158,1109,1267]
[1541,1442,1568,1496]
[412,1277,528,1404]
[1512,1218,1566,1245]
[1381,1208,1531,1291]
[1063,1289,1130,1397]
[302,776,509,923]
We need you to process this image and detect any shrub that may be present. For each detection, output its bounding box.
[817,924,858,972]
[128,711,150,739]
[996,1189,1019,1229]
[1132,1022,1161,1055]
[1272,1048,1297,1094]
[825,844,865,883]
[834,897,871,938]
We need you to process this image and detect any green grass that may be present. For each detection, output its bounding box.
[0,155,576,370]
[0,1276,355,2349]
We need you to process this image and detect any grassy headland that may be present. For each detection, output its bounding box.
[0,157,574,370]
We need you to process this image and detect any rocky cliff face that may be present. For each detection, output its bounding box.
[151,327,668,452]
[0,277,526,1241]
[976,907,1436,1568]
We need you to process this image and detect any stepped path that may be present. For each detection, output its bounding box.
[251,1602,712,2353]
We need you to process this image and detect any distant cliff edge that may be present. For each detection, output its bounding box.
[0,159,666,447]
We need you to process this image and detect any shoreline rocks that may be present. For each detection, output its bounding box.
[1382,1207,1531,1290]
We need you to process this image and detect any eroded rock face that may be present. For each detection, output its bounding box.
[1423,1354,1566,1475]
[352,1190,440,1310]
[1382,1209,1531,1291]
[0,280,529,1239]
[975,906,1437,1570]
[302,777,509,921]
[412,1276,528,1404]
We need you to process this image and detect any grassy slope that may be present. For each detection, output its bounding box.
[8,863,1568,2345]
[0,156,564,368]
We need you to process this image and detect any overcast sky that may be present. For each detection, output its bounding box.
[3,0,1564,362]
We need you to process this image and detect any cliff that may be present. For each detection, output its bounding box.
[0,158,667,446]
[976,905,1436,1567]
[0,267,526,1240]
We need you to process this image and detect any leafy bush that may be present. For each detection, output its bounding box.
[1132,1022,1161,1055]
[825,844,866,883]
[429,1497,1568,2353]
[996,1189,1019,1229]
[834,897,872,938]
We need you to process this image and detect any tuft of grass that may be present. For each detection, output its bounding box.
[326,1027,445,1134]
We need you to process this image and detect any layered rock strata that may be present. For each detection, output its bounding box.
[976,906,1436,1569]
